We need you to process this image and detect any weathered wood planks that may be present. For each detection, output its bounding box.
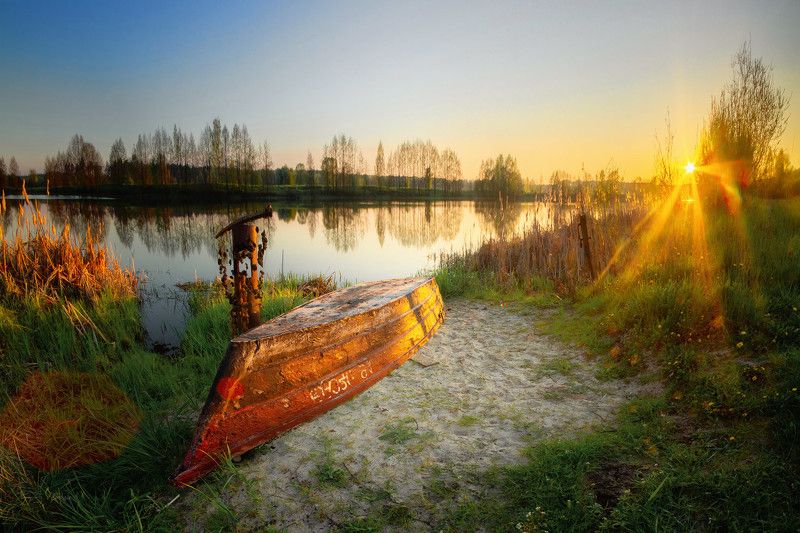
[172,277,444,486]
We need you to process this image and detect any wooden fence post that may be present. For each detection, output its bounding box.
[578,213,596,280]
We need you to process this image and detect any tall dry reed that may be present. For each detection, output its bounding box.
[0,183,137,302]
[442,191,652,294]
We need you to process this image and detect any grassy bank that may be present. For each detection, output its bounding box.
[0,197,332,530]
[431,193,800,531]
[2,187,798,530]
[0,207,318,531]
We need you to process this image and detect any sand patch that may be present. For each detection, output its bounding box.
[180,298,655,531]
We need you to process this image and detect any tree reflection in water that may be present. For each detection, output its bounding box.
[4,200,550,257]
[1,198,552,347]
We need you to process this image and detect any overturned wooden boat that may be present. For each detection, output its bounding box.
[172,277,444,485]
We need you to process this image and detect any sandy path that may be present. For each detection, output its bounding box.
[181,299,654,531]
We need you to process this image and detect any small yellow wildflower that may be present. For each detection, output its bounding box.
[736,341,744,348]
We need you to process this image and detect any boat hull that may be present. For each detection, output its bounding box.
[172,277,444,486]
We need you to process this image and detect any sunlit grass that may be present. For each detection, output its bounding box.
[433,175,800,530]
[0,267,322,530]
[0,182,137,303]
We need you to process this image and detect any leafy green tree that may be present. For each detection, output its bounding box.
[477,154,523,198]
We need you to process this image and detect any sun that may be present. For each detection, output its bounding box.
[685,161,696,174]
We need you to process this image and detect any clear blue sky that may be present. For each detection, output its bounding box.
[1,0,798,179]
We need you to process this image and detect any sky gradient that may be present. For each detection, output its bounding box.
[1,0,799,180]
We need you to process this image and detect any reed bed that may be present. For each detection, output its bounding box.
[442,194,651,294]
[0,185,137,303]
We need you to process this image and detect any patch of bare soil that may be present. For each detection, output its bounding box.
[180,298,657,531]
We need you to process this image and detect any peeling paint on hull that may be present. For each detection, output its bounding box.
[172,277,444,486]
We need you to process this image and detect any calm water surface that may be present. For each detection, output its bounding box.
[2,198,560,348]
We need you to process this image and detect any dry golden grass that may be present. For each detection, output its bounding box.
[297,274,336,297]
[445,191,651,294]
[0,183,137,303]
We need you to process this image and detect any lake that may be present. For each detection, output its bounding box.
[2,198,560,348]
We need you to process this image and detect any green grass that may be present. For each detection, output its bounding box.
[378,417,420,445]
[339,502,413,532]
[0,278,313,531]
[311,436,350,488]
[457,415,481,427]
[429,194,800,531]
[434,265,560,307]
[440,396,800,532]
[535,356,579,378]
[3,195,799,531]
[0,292,141,399]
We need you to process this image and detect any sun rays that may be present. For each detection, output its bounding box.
[596,157,758,336]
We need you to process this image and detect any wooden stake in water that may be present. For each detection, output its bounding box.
[230,222,262,334]
[578,213,596,280]
[216,206,273,336]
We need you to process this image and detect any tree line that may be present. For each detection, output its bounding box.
[20,121,490,196]
[0,155,36,190]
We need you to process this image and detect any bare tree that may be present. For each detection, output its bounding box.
[221,125,230,186]
[375,141,385,188]
[9,157,19,180]
[172,125,183,183]
[306,151,315,186]
[231,124,242,185]
[654,111,676,188]
[261,140,273,187]
[322,134,362,189]
[152,127,172,185]
[108,138,128,185]
[187,133,197,168]
[701,41,790,180]
[211,118,222,183]
[240,125,256,185]
[133,133,152,185]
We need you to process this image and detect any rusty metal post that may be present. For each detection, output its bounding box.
[578,213,596,280]
[216,206,273,337]
[230,223,262,335]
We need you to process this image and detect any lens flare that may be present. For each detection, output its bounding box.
[0,371,141,471]
[685,161,696,174]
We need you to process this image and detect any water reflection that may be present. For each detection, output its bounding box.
[2,198,561,347]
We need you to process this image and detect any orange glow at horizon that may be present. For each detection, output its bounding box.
[596,157,752,300]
